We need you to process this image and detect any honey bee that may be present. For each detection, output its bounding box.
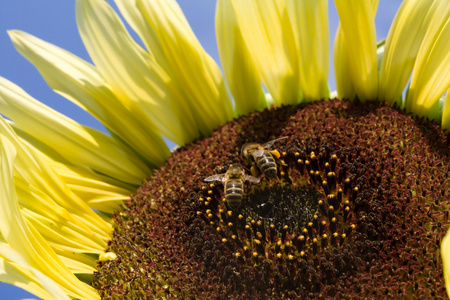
[241,137,287,178]
[204,164,260,210]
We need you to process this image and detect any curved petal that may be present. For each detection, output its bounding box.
[286,0,329,101]
[334,0,378,101]
[114,0,234,131]
[442,228,450,298]
[0,245,70,300]
[378,0,437,105]
[406,2,450,116]
[0,116,111,240]
[230,0,300,106]
[443,91,450,130]
[0,77,149,186]
[9,30,170,168]
[334,25,355,100]
[0,124,99,299]
[216,0,266,115]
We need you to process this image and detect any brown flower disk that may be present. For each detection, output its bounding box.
[93,99,450,299]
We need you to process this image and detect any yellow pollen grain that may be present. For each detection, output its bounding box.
[270,149,281,159]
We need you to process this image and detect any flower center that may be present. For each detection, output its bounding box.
[94,99,450,299]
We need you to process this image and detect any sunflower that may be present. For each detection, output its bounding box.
[0,0,450,299]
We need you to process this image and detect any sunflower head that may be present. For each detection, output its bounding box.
[0,0,449,299]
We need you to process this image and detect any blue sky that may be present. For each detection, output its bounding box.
[0,1,401,299]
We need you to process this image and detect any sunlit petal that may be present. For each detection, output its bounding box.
[0,124,99,299]
[216,0,265,115]
[334,25,355,100]
[0,77,149,186]
[378,0,437,105]
[0,245,70,300]
[114,0,234,132]
[286,0,329,101]
[230,0,300,105]
[442,229,450,298]
[443,91,450,130]
[406,2,450,116]
[9,30,170,167]
[334,0,378,101]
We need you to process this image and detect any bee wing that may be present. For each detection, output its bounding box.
[204,173,227,182]
[261,136,288,149]
[251,149,265,158]
[244,175,260,184]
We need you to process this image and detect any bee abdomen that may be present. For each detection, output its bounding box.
[257,155,277,177]
[225,180,243,209]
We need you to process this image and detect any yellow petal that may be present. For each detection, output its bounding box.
[9,30,170,167]
[230,0,300,105]
[216,0,266,115]
[22,210,106,253]
[0,116,111,240]
[13,125,130,213]
[77,0,222,145]
[0,76,150,186]
[114,0,234,132]
[54,249,97,275]
[0,127,98,299]
[442,228,450,298]
[333,25,355,100]
[286,0,329,101]
[378,0,437,105]
[443,91,450,130]
[0,245,70,300]
[334,0,378,101]
[46,161,130,213]
[406,2,450,116]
